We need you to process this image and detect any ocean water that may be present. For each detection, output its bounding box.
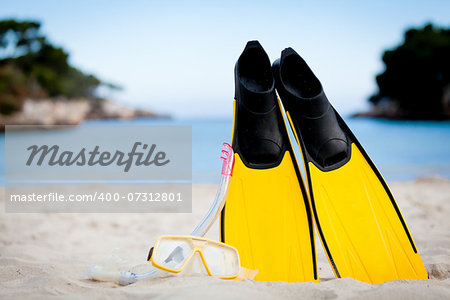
[1,117,449,184]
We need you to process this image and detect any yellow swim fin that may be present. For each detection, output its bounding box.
[273,47,428,284]
[220,41,317,282]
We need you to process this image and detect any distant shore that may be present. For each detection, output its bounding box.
[0,98,169,131]
[353,110,450,120]
[353,102,450,120]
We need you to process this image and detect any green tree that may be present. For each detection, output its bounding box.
[370,24,450,119]
[0,19,44,58]
[0,64,28,115]
[0,18,118,115]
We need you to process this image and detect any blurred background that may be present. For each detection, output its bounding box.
[0,0,449,182]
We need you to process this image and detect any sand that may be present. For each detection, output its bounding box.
[1,177,449,299]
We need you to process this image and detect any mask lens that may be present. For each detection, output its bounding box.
[152,238,193,272]
[201,243,240,277]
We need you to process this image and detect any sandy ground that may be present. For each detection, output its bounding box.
[0,178,449,299]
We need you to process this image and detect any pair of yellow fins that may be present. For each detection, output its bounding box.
[220,41,428,283]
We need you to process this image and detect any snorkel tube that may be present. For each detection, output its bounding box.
[88,143,235,285]
[191,143,234,237]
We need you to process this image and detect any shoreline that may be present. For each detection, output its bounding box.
[0,98,170,132]
[352,108,450,121]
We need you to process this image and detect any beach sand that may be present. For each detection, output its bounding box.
[0,177,449,299]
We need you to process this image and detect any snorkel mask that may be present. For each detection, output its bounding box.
[148,235,255,280]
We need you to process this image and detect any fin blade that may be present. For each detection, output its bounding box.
[222,152,317,282]
[309,144,427,283]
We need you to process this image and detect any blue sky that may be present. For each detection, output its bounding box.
[1,0,449,118]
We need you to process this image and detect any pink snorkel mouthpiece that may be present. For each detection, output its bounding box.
[220,143,234,176]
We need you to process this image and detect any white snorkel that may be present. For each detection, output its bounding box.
[190,142,234,237]
[88,143,235,285]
